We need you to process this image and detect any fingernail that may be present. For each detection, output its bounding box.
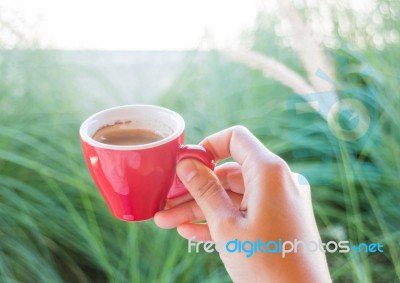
[177,159,198,183]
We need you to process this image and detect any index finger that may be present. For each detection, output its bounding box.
[200,126,292,220]
[200,125,280,168]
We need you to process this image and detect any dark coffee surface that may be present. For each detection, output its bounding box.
[93,125,165,146]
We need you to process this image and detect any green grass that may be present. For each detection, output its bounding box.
[1,3,400,282]
[0,50,232,283]
[160,47,400,282]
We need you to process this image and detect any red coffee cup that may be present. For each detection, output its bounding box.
[79,105,215,222]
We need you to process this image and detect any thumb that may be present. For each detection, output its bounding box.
[176,159,237,225]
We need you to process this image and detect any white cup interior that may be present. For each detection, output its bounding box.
[80,105,185,150]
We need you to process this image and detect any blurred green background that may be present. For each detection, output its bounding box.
[1,1,399,282]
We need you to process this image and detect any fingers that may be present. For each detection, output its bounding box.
[176,158,239,228]
[154,199,205,229]
[215,162,244,194]
[200,126,290,192]
[200,126,293,220]
[177,223,212,242]
[200,126,279,169]
[163,193,194,209]
[155,191,244,229]
[163,162,245,209]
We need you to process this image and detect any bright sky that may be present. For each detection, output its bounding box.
[0,0,272,50]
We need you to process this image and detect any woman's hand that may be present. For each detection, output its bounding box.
[155,126,331,283]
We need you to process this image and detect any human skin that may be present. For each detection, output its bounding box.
[154,126,332,283]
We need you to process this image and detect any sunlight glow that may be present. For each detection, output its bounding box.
[0,0,271,50]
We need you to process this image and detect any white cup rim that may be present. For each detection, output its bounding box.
[79,104,185,150]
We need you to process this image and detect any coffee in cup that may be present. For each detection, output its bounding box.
[93,122,166,146]
[79,105,215,222]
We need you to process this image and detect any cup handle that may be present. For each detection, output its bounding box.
[167,144,215,199]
